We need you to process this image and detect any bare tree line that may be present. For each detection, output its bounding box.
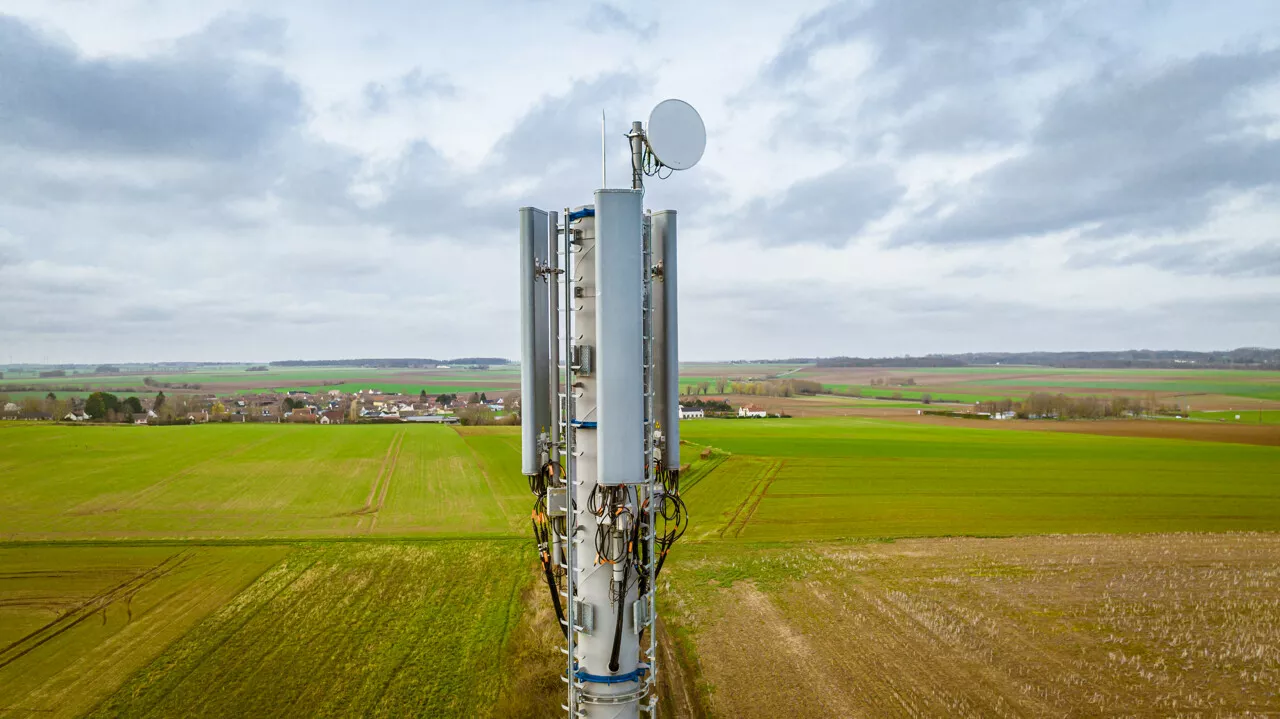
[683,378,823,397]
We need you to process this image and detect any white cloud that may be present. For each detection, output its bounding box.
[0,0,1278,363]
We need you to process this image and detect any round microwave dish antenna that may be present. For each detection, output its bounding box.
[646,99,705,171]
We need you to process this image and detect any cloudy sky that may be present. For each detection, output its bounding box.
[1,0,1278,363]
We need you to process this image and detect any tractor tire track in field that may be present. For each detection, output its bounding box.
[734,461,784,538]
[355,430,406,513]
[348,431,406,534]
[719,460,783,539]
[0,551,193,670]
[114,556,323,716]
[373,432,405,512]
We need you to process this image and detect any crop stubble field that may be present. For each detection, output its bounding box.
[662,534,1280,718]
[2,416,1279,716]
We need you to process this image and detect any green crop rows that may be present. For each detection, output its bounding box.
[678,417,1280,540]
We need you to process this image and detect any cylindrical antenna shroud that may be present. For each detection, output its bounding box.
[651,210,679,470]
[519,207,551,476]
[593,189,645,486]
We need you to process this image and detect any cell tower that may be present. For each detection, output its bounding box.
[519,99,705,718]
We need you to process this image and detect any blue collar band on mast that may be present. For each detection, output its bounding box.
[574,666,648,684]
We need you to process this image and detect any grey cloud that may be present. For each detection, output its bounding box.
[177,13,288,56]
[485,72,643,177]
[365,70,730,243]
[364,68,457,114]
[0,14,304,158]
[366,73,645,241]
[364,139,488,237]
[684,278,1280,358]
[755,0,1048,152]
[115,305,176,323]
[363,82,391,113]
[894,93,1018,153]
[763,0,1034,86]
[586,4,655,37]
[1069,240,1280,277]
[896,48,1280,246]
[0,13,366,242]
[400,68,457,99]
[737,164,903,247]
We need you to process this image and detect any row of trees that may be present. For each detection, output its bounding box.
[683,378,824,397]
[724,379,823,397]
[682,398,732,412]
[0,391,152,420]
[1012,392,1174,419]
[964,393,1175,420]
[84,391,147,421]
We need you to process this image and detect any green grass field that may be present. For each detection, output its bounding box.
[269,382,511,396]
[86,542,528,719]
[818,385,999,403]
[966,376,1280,401]
[792,366,1280,404]
[3,418,1277,543]
[1187,409,1280,425]
[0,424,528,540]
[0,544,289,719]
[678,418,1280,540]
[2,416,1278,716]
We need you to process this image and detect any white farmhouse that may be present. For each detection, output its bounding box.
[737,404,767,418]
[678,405,704,420]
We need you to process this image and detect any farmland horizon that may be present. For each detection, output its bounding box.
[5,345,1278,368]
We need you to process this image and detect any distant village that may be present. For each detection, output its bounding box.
[1,388,520,426]
[0,388,785,425]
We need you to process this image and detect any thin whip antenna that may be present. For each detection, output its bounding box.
[601,109,606,188]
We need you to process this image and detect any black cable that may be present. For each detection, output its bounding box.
[528,460,567,636]
[534,515,568,638]
[608,556,629,673]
